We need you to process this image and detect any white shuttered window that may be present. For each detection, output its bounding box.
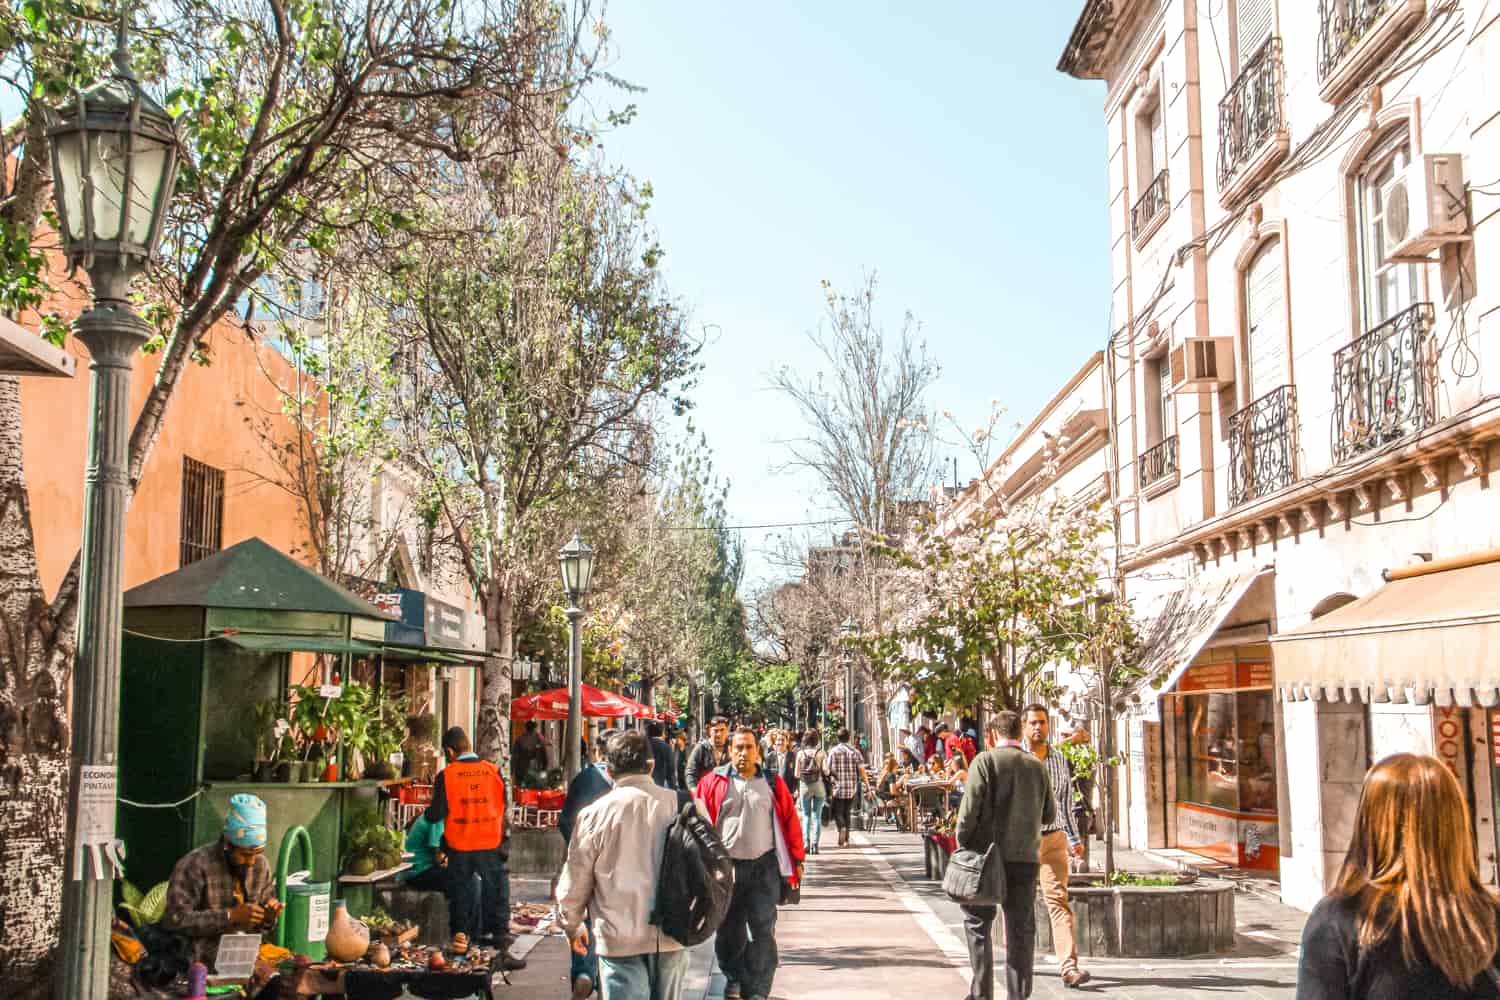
[1235,0,1275,71]
[1245,239,1288,401]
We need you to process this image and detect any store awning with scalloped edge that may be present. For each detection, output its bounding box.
[1272,548,1500,706]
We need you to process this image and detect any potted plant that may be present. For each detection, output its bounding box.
[362,688,409,780]
[248,699,283,782]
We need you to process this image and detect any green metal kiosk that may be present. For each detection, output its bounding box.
[117,537,395,892]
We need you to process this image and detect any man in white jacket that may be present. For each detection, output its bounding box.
[556,730,692,999]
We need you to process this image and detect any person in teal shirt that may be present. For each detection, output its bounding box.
[400,814,446,885]
[399,814,477,932]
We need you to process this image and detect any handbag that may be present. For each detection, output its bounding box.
[942,841,1005,906]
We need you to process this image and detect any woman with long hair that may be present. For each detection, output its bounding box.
[1298,753,1500,999]
[795,730,828,854]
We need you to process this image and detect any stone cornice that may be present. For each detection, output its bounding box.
[1058,0,1115,80]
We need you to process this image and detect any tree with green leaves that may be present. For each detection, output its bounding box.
[0,1,606,989]
[354,148,700,762]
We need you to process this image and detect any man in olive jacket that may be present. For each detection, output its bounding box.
[953,710,1055,1000]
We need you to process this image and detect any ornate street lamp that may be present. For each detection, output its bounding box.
[50,12,181,998]
[840,617,857,736]
[558,533,594,776]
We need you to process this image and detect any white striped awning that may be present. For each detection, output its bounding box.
[1126,566,1270,709]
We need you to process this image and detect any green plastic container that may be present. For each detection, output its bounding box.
[275,824,328,959]
[282,880,331,960]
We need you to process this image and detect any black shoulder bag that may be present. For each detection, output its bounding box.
[942,757,1006,906]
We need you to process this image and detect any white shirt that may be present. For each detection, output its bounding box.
[720,773,775,860]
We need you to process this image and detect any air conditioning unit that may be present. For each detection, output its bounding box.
[1169,337,1234,392]
[1383,153,1469,260]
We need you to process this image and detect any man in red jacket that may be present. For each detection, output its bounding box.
[694,728,805,1000]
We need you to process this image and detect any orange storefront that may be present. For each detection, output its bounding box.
[1162,644,1280,873]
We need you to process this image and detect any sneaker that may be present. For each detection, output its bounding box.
[724,982,741,998]
[571,974,594,998]
[1062,969,1092,988]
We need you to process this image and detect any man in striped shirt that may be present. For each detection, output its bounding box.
[1024,704,1090,989]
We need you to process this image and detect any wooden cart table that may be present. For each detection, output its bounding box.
[294,956,500,998]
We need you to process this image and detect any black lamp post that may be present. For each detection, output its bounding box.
[840,617,856,735]
[558,532,594,777]
[49,12,180,998]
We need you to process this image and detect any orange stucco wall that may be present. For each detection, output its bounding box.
[20,268,312,598]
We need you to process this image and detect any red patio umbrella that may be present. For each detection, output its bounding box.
[511,683,654,721]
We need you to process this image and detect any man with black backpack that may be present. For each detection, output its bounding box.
[556,731,696,999]
[695,727,806,1000]
[685,715,730,790]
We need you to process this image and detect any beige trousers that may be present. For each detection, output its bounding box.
[1038,829,1079,975]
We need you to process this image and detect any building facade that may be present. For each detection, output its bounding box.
[1060,0,1500,908]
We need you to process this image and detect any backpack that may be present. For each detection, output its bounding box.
[796,749,821,781]
[650,801,735,946]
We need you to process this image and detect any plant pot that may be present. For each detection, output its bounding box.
[277,761,300,784]
[346,855,377,877]
[325,900,371,962]
[255,761,276,783]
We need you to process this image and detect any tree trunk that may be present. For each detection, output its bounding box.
[0,377,73,997]
[476,586,513,766]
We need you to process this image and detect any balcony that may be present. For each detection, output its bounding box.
[1138,434,1179,492]
[1317,0,1426,103]
[1131,169,1169,246]
[1217,37,1289,207]
[1228,385,1297,508]
[1332,303,1436,463]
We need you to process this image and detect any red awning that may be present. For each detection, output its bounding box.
[511,684,655,721]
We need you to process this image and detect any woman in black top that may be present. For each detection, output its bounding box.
[1297,753,1500,1000]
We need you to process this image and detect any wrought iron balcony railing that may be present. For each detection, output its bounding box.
[1217,37,1285,193]
[1138,434,1179,490]
[1318,0,1398,83]
[1228,385,1297,508]
[1131,169,1169,240]
[1332,303,1435,463]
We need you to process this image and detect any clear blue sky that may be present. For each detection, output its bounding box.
[600,4,1112,591]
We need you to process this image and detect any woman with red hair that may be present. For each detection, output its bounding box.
[1298,753,1500,999]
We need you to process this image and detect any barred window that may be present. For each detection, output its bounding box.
[179,457,225,567]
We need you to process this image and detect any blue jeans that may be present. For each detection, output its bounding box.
[799,789,825,851]
[597,948,690,1000]
[569,917,599,990]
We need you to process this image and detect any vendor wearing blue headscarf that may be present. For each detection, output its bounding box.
[163,793,281,968]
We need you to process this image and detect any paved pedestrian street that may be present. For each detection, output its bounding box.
[506,828,1304,999]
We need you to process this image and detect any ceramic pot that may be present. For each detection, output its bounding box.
[324,900,370,962]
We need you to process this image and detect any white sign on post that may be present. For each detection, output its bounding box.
[73,764,124,880]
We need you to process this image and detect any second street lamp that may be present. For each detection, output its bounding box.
[558,532,594,777]
[50,13,182,1000]
[840,617,857,737]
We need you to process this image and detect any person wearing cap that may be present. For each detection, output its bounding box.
[162,793,281,969]
[425,726,523,968]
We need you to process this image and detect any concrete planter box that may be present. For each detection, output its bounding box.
[508,826,567,877]
[1036,878,1236,957]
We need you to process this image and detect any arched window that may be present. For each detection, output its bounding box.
[1354,129,1420,330]
[1243,237,1287,402]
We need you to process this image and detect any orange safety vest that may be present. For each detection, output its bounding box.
[443,759,506,852]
